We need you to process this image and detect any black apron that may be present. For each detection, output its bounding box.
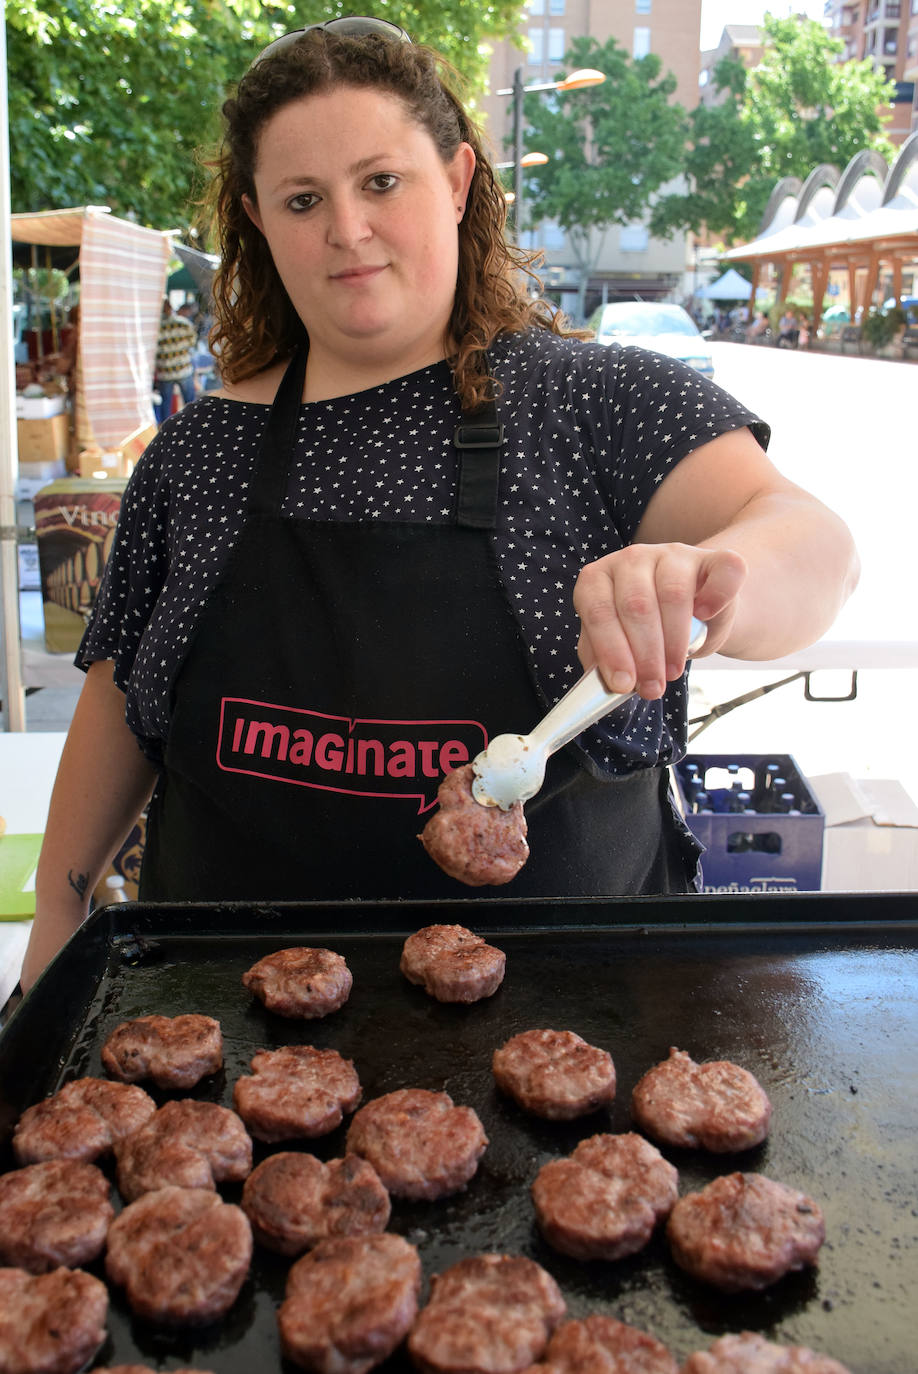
[140,349,699,901]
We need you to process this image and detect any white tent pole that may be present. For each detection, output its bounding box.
[0,14,26,731]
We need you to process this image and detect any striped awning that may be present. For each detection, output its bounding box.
[11,206,173,450]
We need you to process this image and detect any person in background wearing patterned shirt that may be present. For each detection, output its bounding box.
[153,298,198,423]
[21,18,858,990]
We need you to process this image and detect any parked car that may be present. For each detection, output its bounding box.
[588,302,715,378]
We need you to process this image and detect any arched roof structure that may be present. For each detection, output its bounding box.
[724,134,918,331]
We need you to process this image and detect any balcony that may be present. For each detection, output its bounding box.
[866,2,901,24]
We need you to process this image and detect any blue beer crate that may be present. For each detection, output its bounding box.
[674,752,824,894]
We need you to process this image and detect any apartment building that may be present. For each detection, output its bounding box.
[824,0,918,139]
[698,25,765,106]
[480,0,703,317]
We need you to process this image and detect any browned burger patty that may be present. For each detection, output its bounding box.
[101,1014,223,1090]
[0,1266,108,1374]
[492,1028,616,1120]
[0,1160,113,1273]
[12,1078,156,1166]
[242,1151,391,1256]
[408,1253,566,1374]
[631,1047,772,1152]
[278,1232,421,1374]
[526,1314,678,1374]
[105,1185,252,1325]
[113,1098,252,1202]
[400,924,506,1003]
[233,1045,362,1143]
[681,1332,853,1373]
[418,764,529,887]
[531,1132,679,1262]
[242,946,353,1019]
[346,1088,487,1200]
[666,1172,826,1291]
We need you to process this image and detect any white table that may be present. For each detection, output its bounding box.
[0,732,67,1002]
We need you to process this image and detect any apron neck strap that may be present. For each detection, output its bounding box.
[453,391,504,530]
[250,348,308,517]
[249,346,504,528]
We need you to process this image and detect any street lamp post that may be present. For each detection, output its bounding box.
[497,65,606,242]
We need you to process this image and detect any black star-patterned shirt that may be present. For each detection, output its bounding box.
[79,329,768,775]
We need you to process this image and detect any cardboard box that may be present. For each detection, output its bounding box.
[673,752,824,894]
[16,393,66,419]
[33,477,127,652]
[16,459,68,501]
[807,774,918,891]
[17,414,69,464]
[76,421,157,480]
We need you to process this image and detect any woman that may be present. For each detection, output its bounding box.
[21,18,858,989]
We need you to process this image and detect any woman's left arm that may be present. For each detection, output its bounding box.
[574,426,860,698]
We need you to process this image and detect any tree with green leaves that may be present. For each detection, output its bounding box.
[650,15,897,246]
[512,34,688,319]
[6,0,526,236]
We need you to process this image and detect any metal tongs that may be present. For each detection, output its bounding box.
[471,616,708,810]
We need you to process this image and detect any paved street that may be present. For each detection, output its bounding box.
[689,342,918,806]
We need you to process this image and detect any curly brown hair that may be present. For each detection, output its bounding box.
[205,28,584,409]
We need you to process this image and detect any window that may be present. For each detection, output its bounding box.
[548,0,565,13]
[633,26,651,58]
[636,0,651,11]
[620,225,649,253]
[528,26,544,62]
[528,0,545,13]
[548,26,566,62]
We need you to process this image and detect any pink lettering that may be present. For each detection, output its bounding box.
[289,730,315,766]
[357,738,385,775]
[439,740,470,772]
[315,733,345,770]
[387,741,415,778]
[417,740,440,777]
[245,720,290,761]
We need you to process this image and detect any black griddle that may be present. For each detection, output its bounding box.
[1,893,916,1373]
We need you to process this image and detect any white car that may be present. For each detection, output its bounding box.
[589,301,715,378]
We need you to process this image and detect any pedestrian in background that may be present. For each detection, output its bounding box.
[153,298,197,423]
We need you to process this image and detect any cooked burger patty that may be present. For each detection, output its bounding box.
[400,924,506,1003]
[531,1132,679,1262]
[0,1266,108,1374]
[346,1088,487,1200]
[113,1098,252,1202]
[0,1160,113,1273]
[408,1253,566,1374]
[681,1331,852,1373]
[242,947,353,1019]
[492,1028,616,1119]
[666,1172,826,1291]
[233,1045,361,1143]
[418,764,529,887]
[101,1014,223,1090]
[105,1185,252,1325]
[278,1233,421,1374]
[13,1078,156,1166]
[631,1047,772,1152]
[242,1152,391,1256]
[530,1314,678,1374]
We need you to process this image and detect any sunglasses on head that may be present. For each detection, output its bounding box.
[250,15,413,67]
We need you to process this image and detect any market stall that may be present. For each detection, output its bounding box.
[1,206,172,729]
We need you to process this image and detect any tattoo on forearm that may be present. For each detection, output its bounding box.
[67,869,89,900]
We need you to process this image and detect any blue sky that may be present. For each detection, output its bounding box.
[700,1,827,50]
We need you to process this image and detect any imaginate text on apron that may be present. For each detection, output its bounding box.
[140,349,698,901]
